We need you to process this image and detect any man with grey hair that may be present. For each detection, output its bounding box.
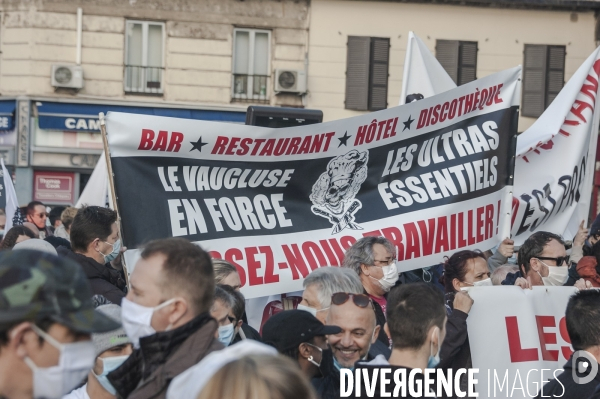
[298,266,363,324]
[342,236,398,345]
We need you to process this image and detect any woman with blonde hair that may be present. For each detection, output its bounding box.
[197,354,317,399]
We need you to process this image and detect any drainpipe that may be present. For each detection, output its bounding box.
[76,8,82,65]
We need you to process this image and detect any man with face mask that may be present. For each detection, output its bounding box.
[57,206,127,304]
[262,310,340,379]
[107,238,221,399]
[313,292,381,399]
[353,283,447,398]
[63,304,132,399]
[210,286,236,347]
[501,231,591,290]
[0,250,120,399]
[342,237,398,345]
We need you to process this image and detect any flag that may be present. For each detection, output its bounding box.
[76,152,112,208]
[1,158,19,232]
[399,32,600,244]
[399,31,456,105]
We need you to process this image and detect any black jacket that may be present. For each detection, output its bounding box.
[352,363,428,399]
[108,313,222,399]
[232,322,262,344]
[537,355,600,399]
[312,346,387,399]
[437,292,473,398]
[57,246,126,304]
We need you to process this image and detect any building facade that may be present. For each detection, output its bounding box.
[0,0,309,204]
[0,0,599,206]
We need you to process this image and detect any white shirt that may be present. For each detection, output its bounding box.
[63,384,90,399]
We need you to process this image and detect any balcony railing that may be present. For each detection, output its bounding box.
[232,74,270,103]
[124,65,164,94]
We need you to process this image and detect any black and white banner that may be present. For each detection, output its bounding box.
[106,67,521,298]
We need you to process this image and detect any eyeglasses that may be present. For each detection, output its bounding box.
[535,256,569,266]
[372,257,396,266]
[34,213,48,218]
[331,292,372,308]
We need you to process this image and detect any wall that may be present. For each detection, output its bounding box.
[307,0,597,130]
[0,0,310,107]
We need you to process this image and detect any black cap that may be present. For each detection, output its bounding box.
[261,309,341,352]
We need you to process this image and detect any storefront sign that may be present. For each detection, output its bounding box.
[33,171,75,203]
[17,100,29,167]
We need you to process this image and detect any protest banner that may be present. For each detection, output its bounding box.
[105,67,520,299]
[399,33,600,245]
[467,286,578,398]
[0,158,17,232]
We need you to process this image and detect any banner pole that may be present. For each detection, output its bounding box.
[99,112,129,287]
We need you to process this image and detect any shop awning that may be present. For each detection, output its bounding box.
[36,101,246,132]
[0,100,16,131]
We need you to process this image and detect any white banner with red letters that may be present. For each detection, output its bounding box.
[399,34,600,245]
[107,67,521,299]
[467,286,577,398]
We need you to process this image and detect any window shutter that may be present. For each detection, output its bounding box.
[436,40,459,84]
[522,44,548,118]
[458,41,478,85]
[345,36,371,111]
[546,45,565,107]
[368,37,390,111]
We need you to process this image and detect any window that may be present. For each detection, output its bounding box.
[345,36,390,111]
[124,21,165,94]
[436,40,478,86]
[232,29,271,103]
[521,44,566,118]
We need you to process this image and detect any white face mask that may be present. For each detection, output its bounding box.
[297,303,329,317]
[369,262,399,292]
[121,297,177,349]
[538,261,569,286]
[93,355,129,395]
[460,278,493,292]
[24,325,95,399]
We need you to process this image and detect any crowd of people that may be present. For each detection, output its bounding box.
[0,201,599,398]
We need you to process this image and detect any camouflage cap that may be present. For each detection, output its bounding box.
[0,249,120,333]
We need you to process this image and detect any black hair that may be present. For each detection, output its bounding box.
[48,206,65,226]
[70,206,117,253]
[282,337,315,362]
[26,201,45,216]
[0,318,54,347]
[142,238,215,316]
[518,231,564,275]
[566,289,600,350]
[0,225,36,249]
[441,250,486,293]
[386,282,446,350]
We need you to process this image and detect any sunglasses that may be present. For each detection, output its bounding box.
[536,256,569,266]
[331,292,372,308]
[34,213,48,218]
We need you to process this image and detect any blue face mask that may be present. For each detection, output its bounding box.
[218,324,234,347]
[333,356,354,372]
[101,239,121,263]
[427,327,441,368]
[93,354,129,395]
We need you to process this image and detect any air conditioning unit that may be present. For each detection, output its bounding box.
[51,64,83,89]
[274,69,307,94]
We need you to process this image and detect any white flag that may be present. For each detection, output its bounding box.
[399,32,600,244]
[399,31,456,105]
[76,152,112,209]
[2,158,18,232]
